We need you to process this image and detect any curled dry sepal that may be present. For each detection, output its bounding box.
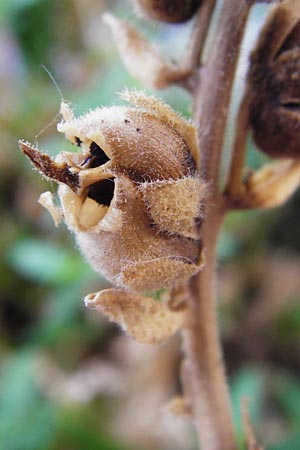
[19,90,204,343]
[84,289,183,344]
[239,159,300,209]
[103,14,191,90]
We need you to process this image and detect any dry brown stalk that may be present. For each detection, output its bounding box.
[181,2,252,449]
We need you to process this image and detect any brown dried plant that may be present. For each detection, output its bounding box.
[19,0,300,449]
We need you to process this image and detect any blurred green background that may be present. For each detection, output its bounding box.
[0,1,300,449]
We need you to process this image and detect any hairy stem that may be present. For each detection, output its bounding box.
[183,208,230,449]
[195,0,251,190]
[178,0,217,92]
[181,1,252,449]
[184,0,217,71]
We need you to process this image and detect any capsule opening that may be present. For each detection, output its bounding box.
[88,178,115,206]
[89,142,110,167]
[281,100,300,111]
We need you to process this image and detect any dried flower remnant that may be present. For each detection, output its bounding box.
[19,91,204,295]
[130,0,201,23]
[248,0,300,158]
[243,159,300,208]
[103,14,191,90]
[84,289,183,344]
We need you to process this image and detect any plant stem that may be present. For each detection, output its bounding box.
[181,1,252,449]
[184,0,217,71]
[178,0,217,93]
[183,208,232,450]
[225,90,251,199]
[195,0,250,190]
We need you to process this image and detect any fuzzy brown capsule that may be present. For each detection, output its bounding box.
[248,0,300,158]
[20,91,204,294]
[130,0,201,23]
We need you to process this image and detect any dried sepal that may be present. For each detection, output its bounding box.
[139,177,205,238]
[103,13,190,90]
[120,89,200,168]
[130,0,201,23]
[167,284,190,311]
[60,100,74,121]
[118,253,203,292]
[38,191,62,227]
[84,289,183,344]
[20,91,203,294]
[19,140,79,191]
[243,159,300,208]
[248,0,300,157]
[57,184,84,231]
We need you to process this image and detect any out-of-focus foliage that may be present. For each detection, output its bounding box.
[0,1,299,449]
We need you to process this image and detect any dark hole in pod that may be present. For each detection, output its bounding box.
[281,101,300,111]
[88,178,115,206]
[89,141,110,167]
[75,136,82,146]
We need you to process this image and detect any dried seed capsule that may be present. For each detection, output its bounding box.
[130,0,201,23]
[19,91,204,293]
[248,0,300,158]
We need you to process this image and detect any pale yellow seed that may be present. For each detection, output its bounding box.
[78,197,108,229]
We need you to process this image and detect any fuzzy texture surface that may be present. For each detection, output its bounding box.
[20,91,204,293]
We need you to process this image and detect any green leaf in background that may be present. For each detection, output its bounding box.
[217,229,240,262]
[0,350,131,450]
[29,277,106,348]
[267,372,300,450]
[0,349,57,450]
[245,137,269,171]
[6,237,91,286]
[268,430,300,450]
[230,366,266,449]
[56,408,133,450]
[6,0,54,69]
[270,298,300,347]
[273,372,300,426]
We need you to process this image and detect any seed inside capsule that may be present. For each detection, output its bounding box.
[78,178,116,229]
[78,197,109,229]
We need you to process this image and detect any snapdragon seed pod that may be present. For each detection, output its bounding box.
[130,0,201,23]
[19,91,205,293]
[248,0,300,158]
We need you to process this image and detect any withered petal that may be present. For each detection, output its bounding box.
[118,255,203,292]
[140,177,205,238]
[84,288,183,344]
[19,140,79,191]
